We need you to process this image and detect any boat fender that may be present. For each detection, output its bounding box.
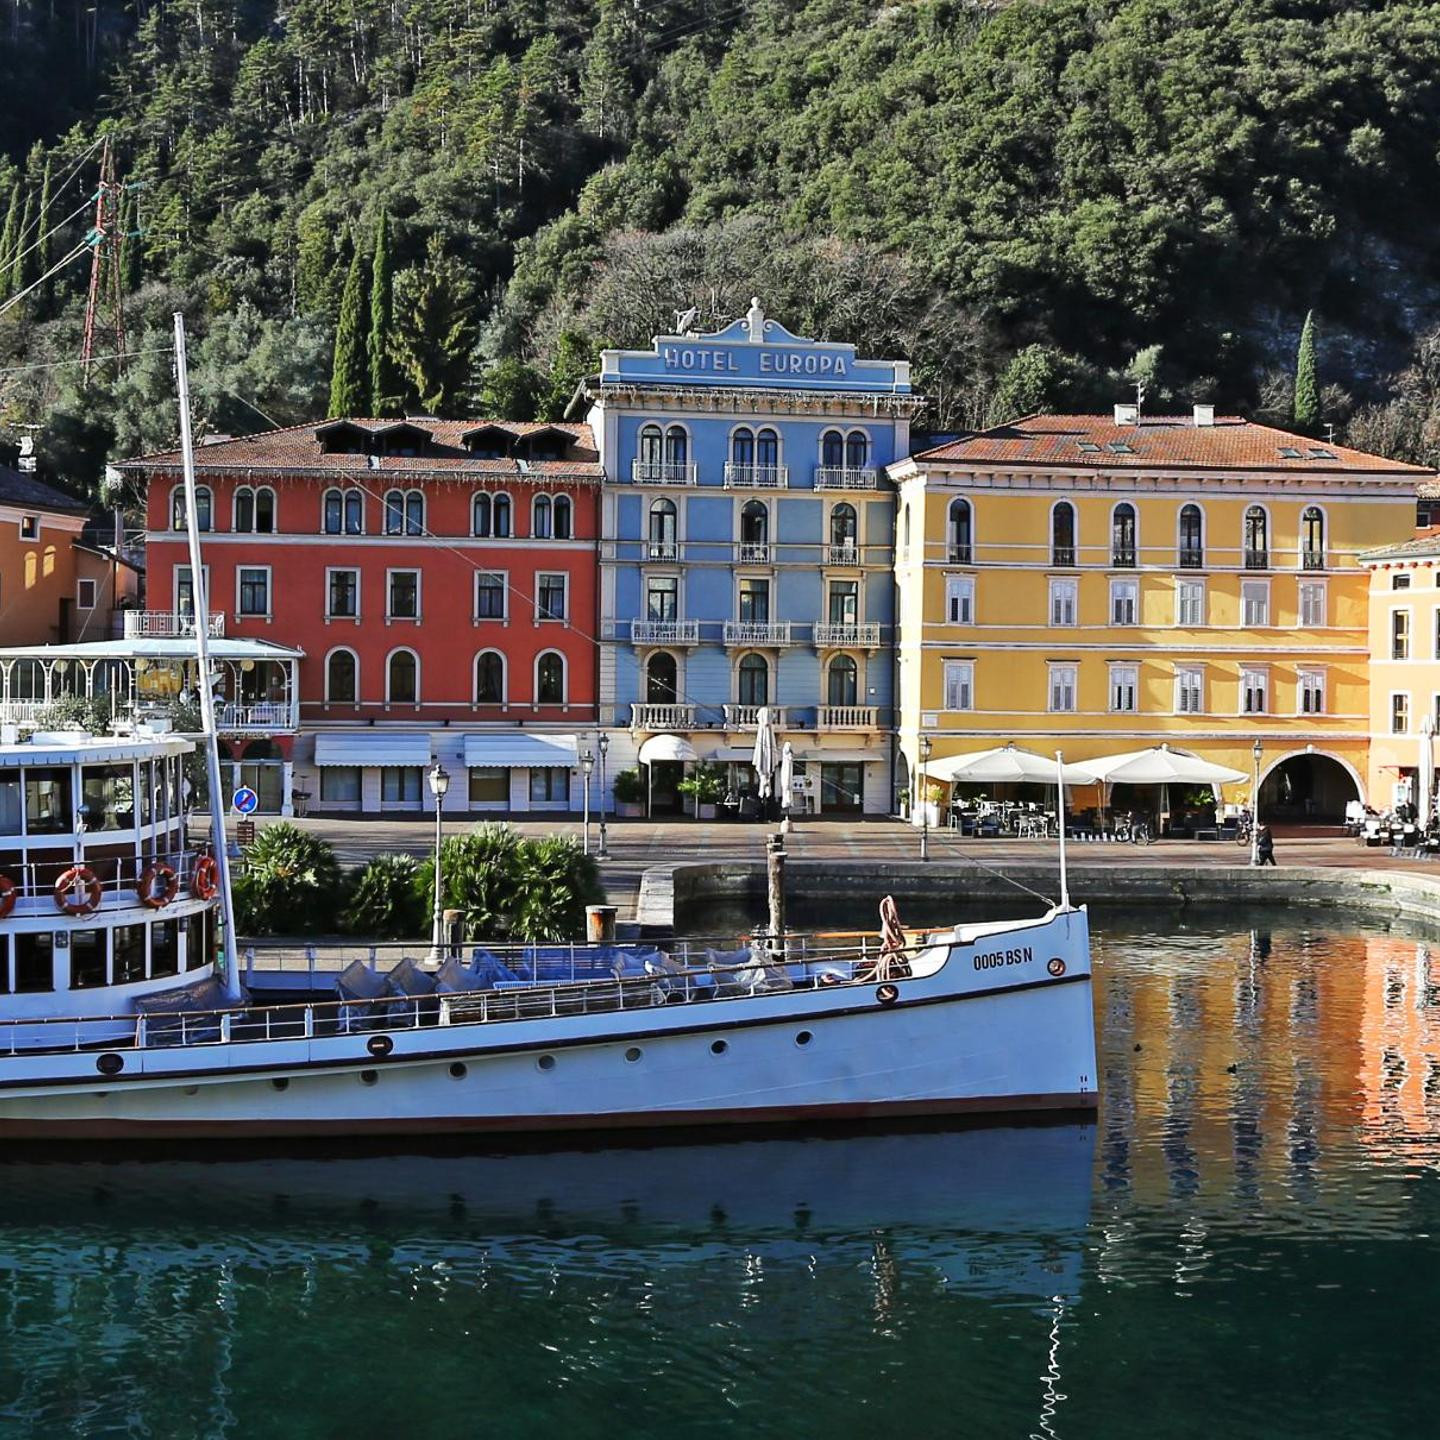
[366,1034,395,1059]
[96,1053,124,1076]
[0,875,15,919]
[191,855,220,901]
[875,983,900,1006]
[138,862,179,909]
[54,865,102,916]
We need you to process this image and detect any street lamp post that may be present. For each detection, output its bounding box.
[919,734,932,862]
[581,749,595,855]
[1250,739,1263,868]
[596,732,610,860]
[427,762,450,963]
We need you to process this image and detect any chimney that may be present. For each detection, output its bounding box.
[1113,403,1139,426]
[1192,404,1215,427]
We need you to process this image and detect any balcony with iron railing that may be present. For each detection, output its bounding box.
[724,464,789,490]
[813,622,882,649]
[1050,547,1076,568]
[630,703,697,731]
[216,701,296,733]
[124,611,226,639]
[817,705,878,730]
[1178,548,1205,570]
[1111,547,1136,568]
[826,543,861,567]
[1302,550,1326,571]
[646,540,678,561]
[1244,549,1269,570]
[631,460,698,486]
[630,619,701,646]
[723,621,794,646]
[738,541,773,564]
[813,467,880,490]
[947,543,973,565]
[723,704,789,729]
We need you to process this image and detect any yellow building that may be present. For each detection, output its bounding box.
[889,407,1432,826]
[1360,529,1440,811]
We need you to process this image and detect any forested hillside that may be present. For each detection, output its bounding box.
[4,0,1440,493]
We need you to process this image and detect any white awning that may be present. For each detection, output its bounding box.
[313,732,432,767]
[639,734,699,764]
[463,734,579,768]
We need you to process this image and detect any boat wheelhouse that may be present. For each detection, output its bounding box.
[0,729,218,1031]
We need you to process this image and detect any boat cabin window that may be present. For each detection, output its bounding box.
[152,920,180,979]
[23,768,71,835]
[0,774,19,834]
[113,925,146,985]
[82,764,135,832]
[186,910,213,972]
[70,929,107,989]
[13,933,54,993]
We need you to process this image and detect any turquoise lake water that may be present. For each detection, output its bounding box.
[1,906,1438,1438]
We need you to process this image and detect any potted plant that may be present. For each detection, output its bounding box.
[920,780,949,829]
[612,767,645,818]
[677,764,726,820]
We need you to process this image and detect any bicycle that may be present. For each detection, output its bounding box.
[1233,810,1254,846]
[1112,811,1153,846]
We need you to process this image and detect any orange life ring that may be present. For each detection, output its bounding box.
[137,862,179,909]
[191,854,220,901]
[54,865,102,916]
[0,875,16,919]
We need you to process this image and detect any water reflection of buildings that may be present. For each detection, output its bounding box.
[1098,922,1440,1201]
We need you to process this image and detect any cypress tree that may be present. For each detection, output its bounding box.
[368,209,396,415]
[34,157,51,276]
[1294,309,1320,433]
[10,185,34,293]
[0,183,20,301]
[328,242,370,418]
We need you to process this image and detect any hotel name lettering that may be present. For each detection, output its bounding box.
[659,346,849,376]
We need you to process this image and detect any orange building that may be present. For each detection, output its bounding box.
[0,463,136,646]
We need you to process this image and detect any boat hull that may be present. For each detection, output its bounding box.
[0,910,1099,1141]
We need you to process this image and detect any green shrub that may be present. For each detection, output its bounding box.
[232,822,343,936]
[340,852,425,939]
[612,768,645,803]
[511,834,605,942]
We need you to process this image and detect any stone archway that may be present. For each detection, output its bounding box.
[1258,751,1362,824]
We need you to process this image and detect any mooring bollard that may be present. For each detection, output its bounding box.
[586,904,617,944]
[767,832,786,958]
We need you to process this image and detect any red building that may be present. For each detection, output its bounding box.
[120,419,603,816]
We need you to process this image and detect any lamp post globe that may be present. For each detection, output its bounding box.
[426,762,450,963]
[1250,741,1262,868]
[597,732,610,860]
[581,750,595,856]
[919,735,933,862]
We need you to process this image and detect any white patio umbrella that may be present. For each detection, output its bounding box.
[752,706,777,801]
[779,740,795,811]
[922,743,1094,786]
[1069,744,1248,787]
[1421,716,1435,828]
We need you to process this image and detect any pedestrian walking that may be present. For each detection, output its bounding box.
[1256,824,1276,866]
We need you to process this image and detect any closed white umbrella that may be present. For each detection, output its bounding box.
[1421,716,1435,827]
[923,743,1094,786]
[752,706,777,801]
[779,740,795,811]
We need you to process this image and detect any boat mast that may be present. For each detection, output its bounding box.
[1055,750,1070,911]
[173,312,242,1000]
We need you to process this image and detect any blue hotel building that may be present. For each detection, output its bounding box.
[579,301,920,814]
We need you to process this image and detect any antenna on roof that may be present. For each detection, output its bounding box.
[1325,422,1337,446]
[674,306,698,335]
[1135,380,1146,418]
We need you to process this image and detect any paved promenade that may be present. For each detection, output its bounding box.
[226,814,1438,922]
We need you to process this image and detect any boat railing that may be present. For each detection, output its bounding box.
[5,848,205,908]
[0,936,929,1058]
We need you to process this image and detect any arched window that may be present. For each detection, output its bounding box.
[741,500,768,547]
[949,498,972,564]
[822,430,845,468]
[326,649,357,704]
[1052,501,1076,567]
[831,503,858,553]
[647,652,678,704]
[639,425,664,466]
[493,493,512,537]
[756,428,779,471]
[234,486,255,532]
[1178,504,1204,568]
[664,426,688,467]
[1244,506,1268,568]
[387,649,417,704]
[553,495,572,540]
[649,498,677,558]
[738,653,769,707]
[404,491,424,536]
[254,487,275,533]
[344,491,362,534]
[536,651,565,704]
[1302,506,1325,568]
[533,495,552,539]
[1111,503,1137,566]
[845,431,869,469]
[731,427,754,466]
[827,654,858,707]
[473,493,492,537]
[323,489,343,535]
[384,490,405,535]
[475,651,505,704]
[172,486,212,532]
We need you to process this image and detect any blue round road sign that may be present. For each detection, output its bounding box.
[232,786,259,816]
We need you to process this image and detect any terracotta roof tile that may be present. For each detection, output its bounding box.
[912,414,1434,476]
[116,418,603,479]
[0,464,90,513]
[1359,533,1440,562]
